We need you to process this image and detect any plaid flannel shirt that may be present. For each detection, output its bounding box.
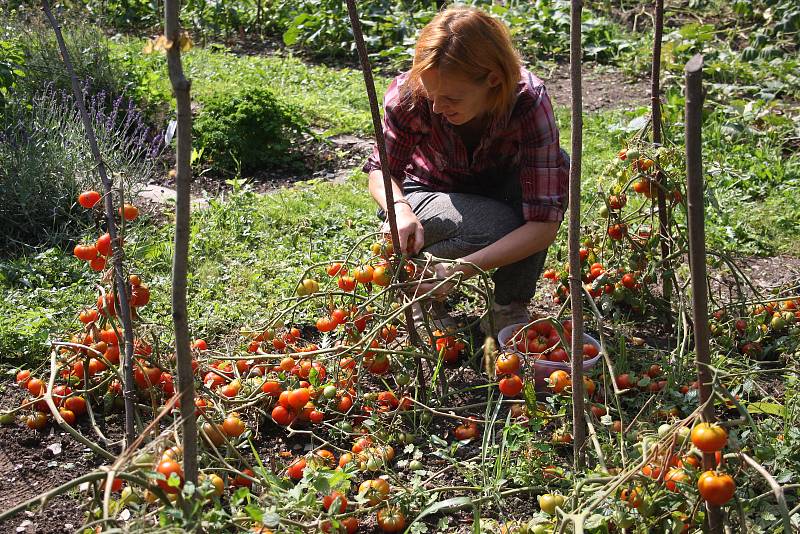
[363,68,569,222]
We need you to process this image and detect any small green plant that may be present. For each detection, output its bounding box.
[193,85,308,176]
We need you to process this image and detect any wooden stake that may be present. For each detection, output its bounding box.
[569,0,587,468]
[164,0,198,485]
[685,53,723,533]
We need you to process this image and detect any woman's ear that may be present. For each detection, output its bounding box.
[487,72,501,88]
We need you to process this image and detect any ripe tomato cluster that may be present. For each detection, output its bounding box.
[706,300,800,361]
[543,256,647,313]
[73,191,140,272]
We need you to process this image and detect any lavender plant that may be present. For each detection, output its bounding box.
[0,86,164,251]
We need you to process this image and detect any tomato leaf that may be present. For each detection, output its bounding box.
[747,401,784,417]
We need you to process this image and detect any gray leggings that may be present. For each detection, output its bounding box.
[404,189,548,305]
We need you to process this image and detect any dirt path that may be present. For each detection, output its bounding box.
[542,62,650,112]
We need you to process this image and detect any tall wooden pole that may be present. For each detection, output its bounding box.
[42,0,137,447]
[685,53,723,533]
[651,0,672,333]
[569,0,586,467]
[344,0,422,361]
[165,0,198,485]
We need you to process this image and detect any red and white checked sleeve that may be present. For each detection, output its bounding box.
[518,85,569,223]
[362,75,428,184]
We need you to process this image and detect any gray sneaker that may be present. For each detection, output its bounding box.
[480,301,531,337]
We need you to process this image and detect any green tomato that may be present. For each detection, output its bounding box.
[323,385,337,399]
[538,494,563,515]
[132,452,155,471]
[395,373,411,386]
[120,486,140,505]
[658,423,672,439]
[0,412,15,425]
[599,205,610,218]
[409,460,423,471]
[400,432,415,444]
[338,421,353,433]
[754,445,775,462]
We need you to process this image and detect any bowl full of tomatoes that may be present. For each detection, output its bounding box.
[498,320,601,388]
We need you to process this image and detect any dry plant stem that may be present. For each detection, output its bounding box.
[163,0,199,486]
[583,416,607,470]
[44,350,115,461]
[740,453,792,532]
[41,0,137,447]
[0,470,157,523]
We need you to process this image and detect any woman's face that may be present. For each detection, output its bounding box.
[420,68,498,126]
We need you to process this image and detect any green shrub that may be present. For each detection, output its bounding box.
[0,37,25,108]
[0,88,163,252]
[193,86,308,176]
[8,20,166,120]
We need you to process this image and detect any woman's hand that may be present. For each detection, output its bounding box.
[382,203,424,256]
[411,262,474,300]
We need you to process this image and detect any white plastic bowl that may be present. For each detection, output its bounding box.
[497,323,602,388]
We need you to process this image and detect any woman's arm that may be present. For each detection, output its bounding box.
[368,169,425,255]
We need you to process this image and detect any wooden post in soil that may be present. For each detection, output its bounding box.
[344,0,424,379]
[568,0,587,467]
[41,0,137,447]
[651,0,673,334]
[684,54,723,533]
[164,0,199,485]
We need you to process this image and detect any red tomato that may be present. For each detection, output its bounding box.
[498,374,523,397]
[15,369,31,387]
[223,414,246,437]
[120,204,139,221]
[261,380,282,397]
[286,457,306,480]
[58,408,76,425]
[331,308,348,326]
[287,388,310,411]
[134,364,162,389]
[327,262,346,276]
[271,405,295,426]
[78,309,99,324]
[697,471,736,505]
[337,276,357,292]
[78,190,101,208]
[354,265,374,284]
[96,233,112,256]
[27,378,45,397]
[691,423,728,453]
[64,396,86,416]
[372,266,391,286]
[156,460,184,494]
[323,491,348,513]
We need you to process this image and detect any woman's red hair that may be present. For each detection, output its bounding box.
[405,7,522,117]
